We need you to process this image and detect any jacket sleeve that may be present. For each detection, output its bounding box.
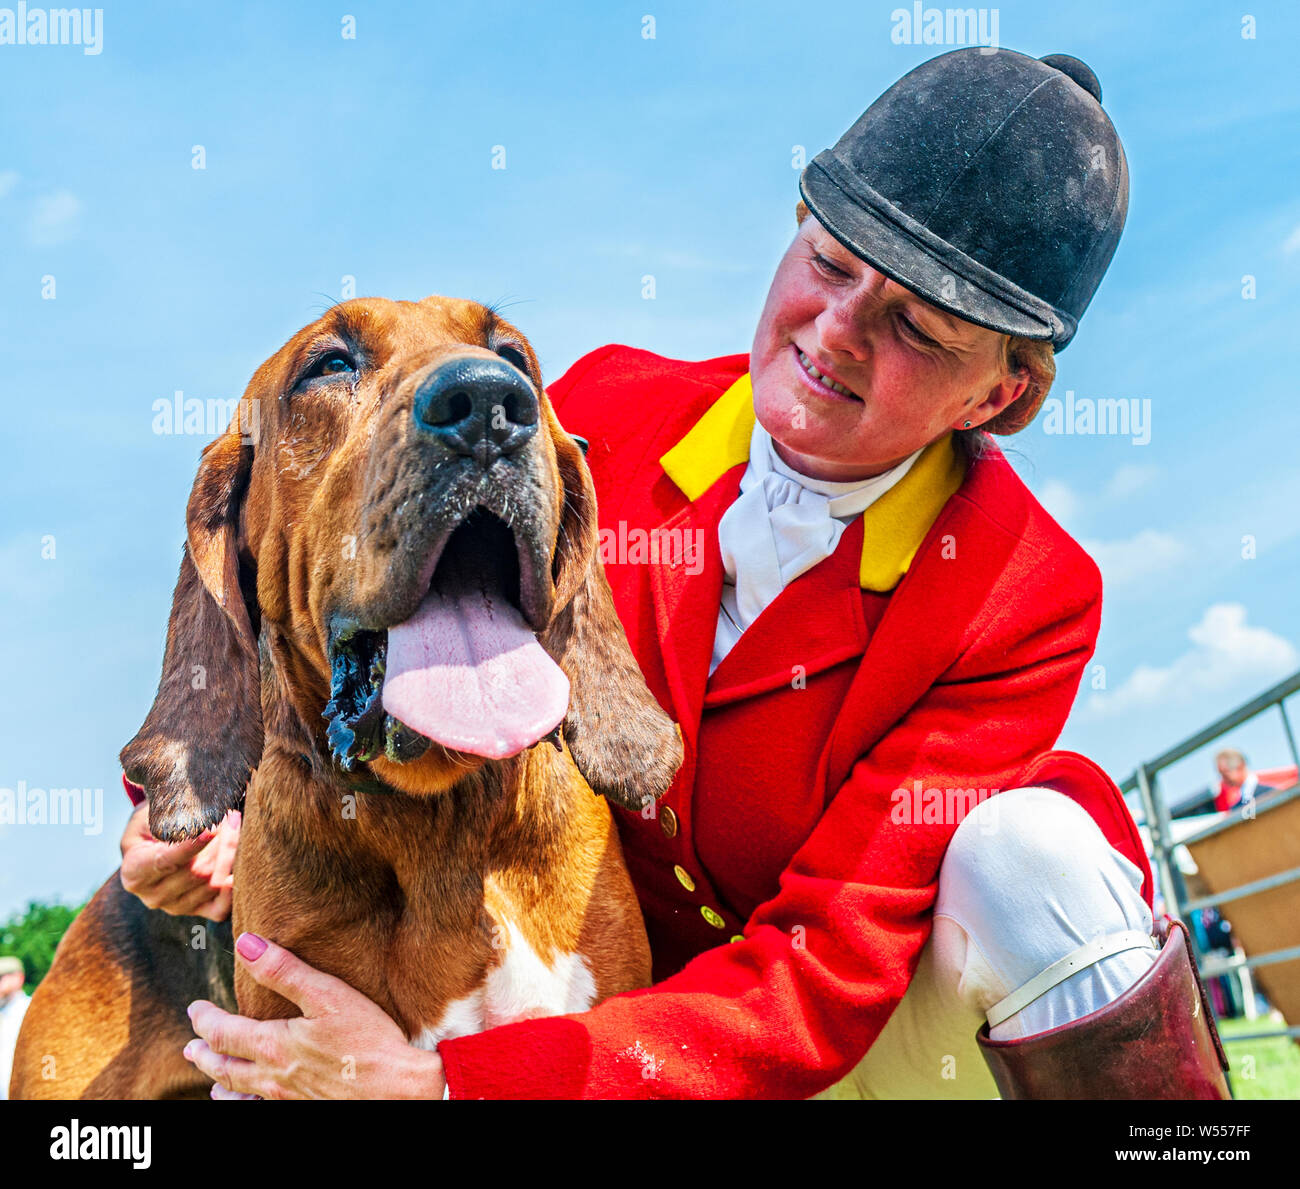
[435,564,1102,1099]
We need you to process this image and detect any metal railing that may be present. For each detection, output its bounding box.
[1117,669,1300,1077]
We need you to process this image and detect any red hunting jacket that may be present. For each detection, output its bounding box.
[434,345,1152,1098]
[126,344,1151,1098]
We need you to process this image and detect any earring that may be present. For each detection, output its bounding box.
[963,420,972,428]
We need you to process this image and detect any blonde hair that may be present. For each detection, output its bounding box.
[793,199,1055,457]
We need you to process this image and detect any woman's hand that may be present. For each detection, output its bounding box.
[183,932,447,1100]
[119,802,240,921]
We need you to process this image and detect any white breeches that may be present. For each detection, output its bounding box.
[817,786,1156,1099]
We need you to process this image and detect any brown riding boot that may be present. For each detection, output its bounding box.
[976,917,1231,1099]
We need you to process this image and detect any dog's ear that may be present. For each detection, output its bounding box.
[544,428,683,812]
[120,426,263,841]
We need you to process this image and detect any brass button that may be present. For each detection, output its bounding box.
[673,864,695,892]
[660,805,679,838]
[701,906,726,929]
[729,934,744,944]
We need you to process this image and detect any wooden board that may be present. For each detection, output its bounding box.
[1186,788,1300,1028]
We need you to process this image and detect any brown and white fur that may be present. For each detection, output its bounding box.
[11,297,682,1099]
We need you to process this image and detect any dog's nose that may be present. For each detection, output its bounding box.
[412,357,539,467]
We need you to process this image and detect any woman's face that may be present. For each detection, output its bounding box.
[750,213,1030,481]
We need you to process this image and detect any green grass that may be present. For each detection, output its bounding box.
[1217,1015,1300,1099]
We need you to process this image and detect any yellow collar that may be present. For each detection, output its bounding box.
[658,372,967,592]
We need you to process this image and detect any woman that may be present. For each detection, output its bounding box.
[129,47,1227,1099]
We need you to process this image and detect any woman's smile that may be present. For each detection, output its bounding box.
[791,344,862,402]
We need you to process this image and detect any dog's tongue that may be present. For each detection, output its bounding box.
[382,564,569,759]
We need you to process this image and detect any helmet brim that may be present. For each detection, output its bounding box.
[799,156,1075,352]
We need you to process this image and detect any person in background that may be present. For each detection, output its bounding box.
[1199,748,1275,1015]
[0,956,31,1100]
[1214,748,1273,813]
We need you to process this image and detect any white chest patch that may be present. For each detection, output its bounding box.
[411,919,597,1050]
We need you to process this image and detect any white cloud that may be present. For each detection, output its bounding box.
[0,170,18,199]
[1037,478,1078,526]
[29,190,83,246]
[1034,470,1178,586]
[1283,223,1300,255]
[1034,466,1159,530]
[1104,463,1159,500]
[1088,603,1297,717]
[1081,528,1187,587]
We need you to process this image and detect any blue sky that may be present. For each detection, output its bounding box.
[2,1,1298,917]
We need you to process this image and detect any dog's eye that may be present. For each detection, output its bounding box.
[319,353,355,375]
[300,350,357,387]
[495,344,530,374]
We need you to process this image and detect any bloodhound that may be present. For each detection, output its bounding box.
[11,297,683,1099]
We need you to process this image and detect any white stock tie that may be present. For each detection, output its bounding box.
[711,420,923,675]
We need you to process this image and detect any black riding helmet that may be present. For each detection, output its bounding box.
[799,48,1128,354]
